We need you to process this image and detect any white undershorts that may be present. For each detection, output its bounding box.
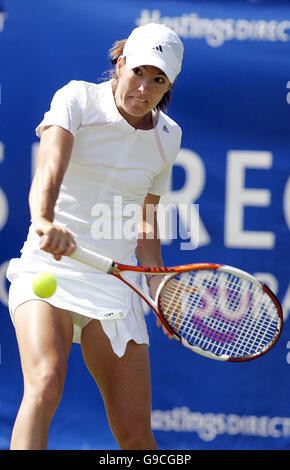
[6,255,149,358]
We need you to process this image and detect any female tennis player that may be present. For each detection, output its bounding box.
[6,23,183,450]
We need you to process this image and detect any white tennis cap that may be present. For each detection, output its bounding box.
[123,23,184,84]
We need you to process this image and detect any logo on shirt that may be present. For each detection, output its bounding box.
[153,45,163,52]
[162,124,169,134]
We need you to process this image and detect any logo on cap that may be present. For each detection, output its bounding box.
[153,45,163,52]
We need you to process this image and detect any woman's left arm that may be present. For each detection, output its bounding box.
[135,193,173,338]
[135,193,163,269]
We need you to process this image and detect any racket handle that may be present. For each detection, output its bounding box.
[70,245,114,273]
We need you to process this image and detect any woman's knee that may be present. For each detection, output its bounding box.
[111,416,156,450]
[117,426,156,450]
[23,361,67,413]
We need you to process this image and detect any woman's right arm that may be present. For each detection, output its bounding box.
[29,125,76,260]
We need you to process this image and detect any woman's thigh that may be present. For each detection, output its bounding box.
[14,300,74,388]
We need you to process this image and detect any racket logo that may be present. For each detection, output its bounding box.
[191,316,237,344]
[186,283,257,345]
[193,285,250,322]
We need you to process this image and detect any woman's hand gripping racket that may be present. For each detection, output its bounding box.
[70,245,283,362]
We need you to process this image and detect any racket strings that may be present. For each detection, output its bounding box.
[159,270,280,359]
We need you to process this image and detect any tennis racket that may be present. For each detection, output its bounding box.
[69,245,283,362]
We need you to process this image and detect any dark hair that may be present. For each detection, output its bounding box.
[108,39,172,112]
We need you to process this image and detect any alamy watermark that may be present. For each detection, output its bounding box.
[90,196,200,250]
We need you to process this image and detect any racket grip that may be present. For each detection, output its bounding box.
[69,246,114,273]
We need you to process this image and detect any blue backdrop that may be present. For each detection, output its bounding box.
[0,0,289,450]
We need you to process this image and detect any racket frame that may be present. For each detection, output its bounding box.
[70,246,283,362]
[113,262,283,362]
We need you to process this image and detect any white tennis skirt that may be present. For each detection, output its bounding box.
[6,252,149,358]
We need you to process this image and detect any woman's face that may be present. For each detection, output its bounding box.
[113,57,171,129]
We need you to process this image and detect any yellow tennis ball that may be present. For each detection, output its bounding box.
[32,272,57,298]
